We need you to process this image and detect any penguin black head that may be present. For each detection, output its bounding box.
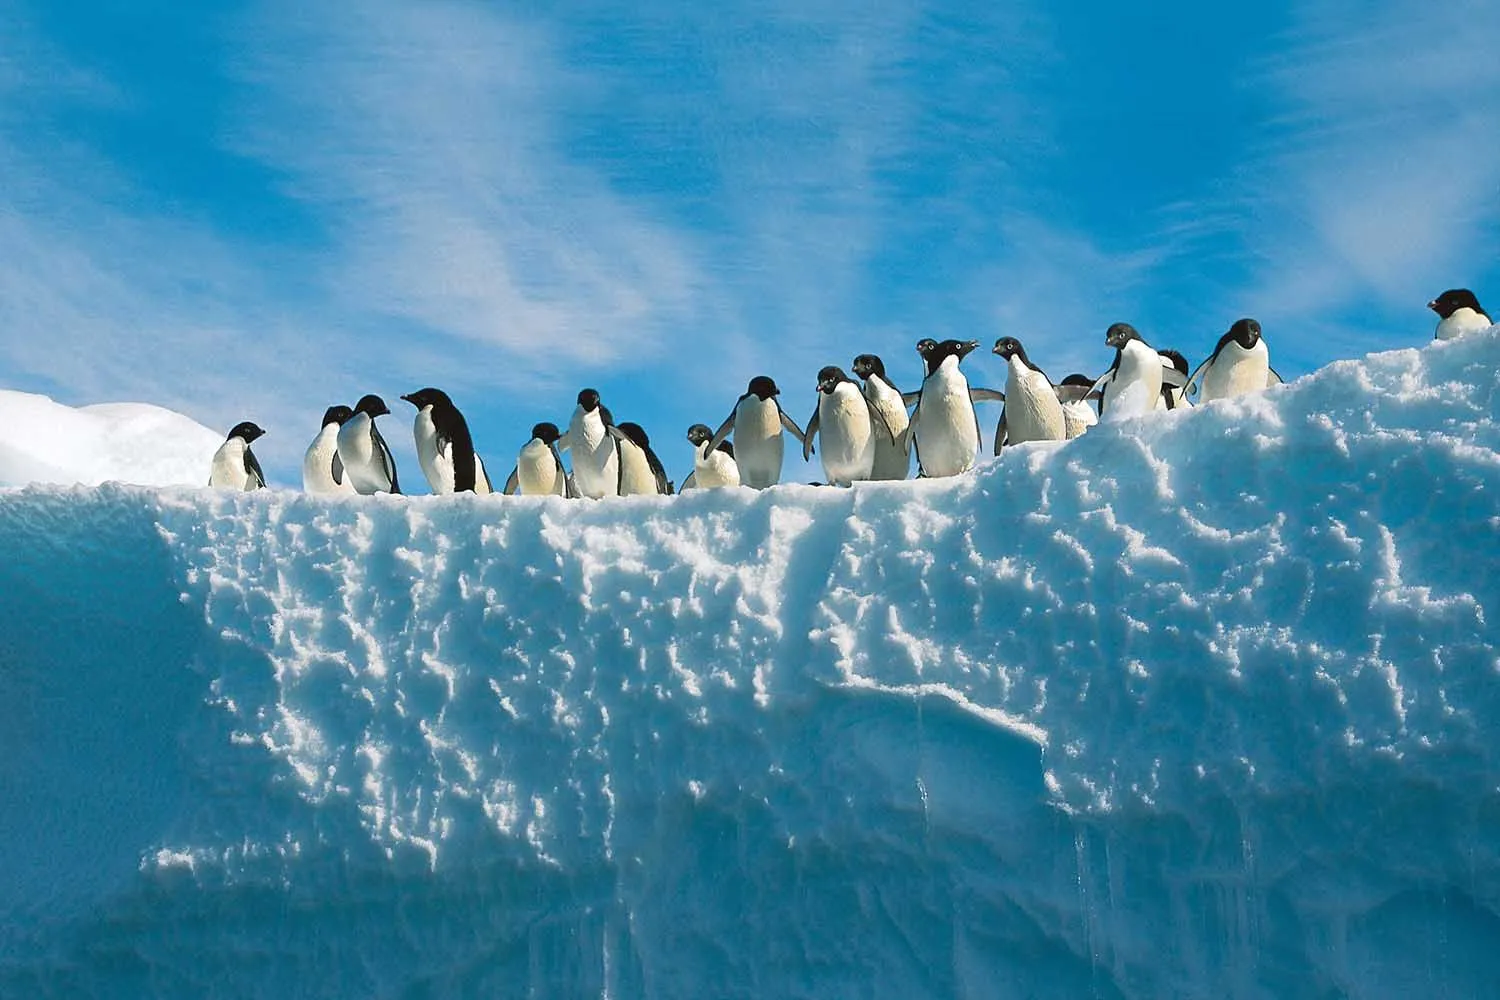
[353,394,390,418]
[1428,288,1483,319]
[1105,323,1141,349]
[577,388,602,413]
[991,336,1030,363]
[686,423,713,446]
[1159,348,1190,375]
[321,405,354,428]
[1060,373,1094,388]
[1225,319,1261,350]
[531,421,562,444]
[916,338,979,375]
[746,376,780,400]
[852,354,886,380]
[617,421,651,449]
[400,387,454,411]
[227,421,265,444]
[816,365,851,394]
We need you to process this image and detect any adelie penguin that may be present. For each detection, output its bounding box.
[803,365,890,487]
[685,423,740,489]
[612,421,673,495]
[558,388,619,499]
[1428,289,1491,341]
[990,336,1065,454]
[705,376,805,489]
[504,422,576,498]
[209,421,267,491]
[1055,375,1099,439]
[1157,349,1192,410]
[1184,318,1282,404]
[851,354,911,480]
[1092,323,1186,421]
[401,387,491,495]
[905,339,1004,478]
[336,394,401,495]
[303,405,356,494]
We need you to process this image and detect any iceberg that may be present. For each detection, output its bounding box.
[1,332,1498,997]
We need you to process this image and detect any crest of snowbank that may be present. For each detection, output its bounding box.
[0,389,222,487]
[2,331,1498,998]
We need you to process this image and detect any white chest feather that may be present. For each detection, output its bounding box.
[694,442,740,488]
[567,410,619,498]
[817,383,875,485]
[303,423,355,494]
[1062,400,1097,439]
[1200,339,1270,403]
[517,439,565,496]
[413,407,454,494]
[1102,341,1162,421]
[618,439,659,495]
[863,377,911,481]
[209,438,253,491]
[336,414,395,494]
[733,397,786,489]
[1435,307,1492,341]
[913,362,979,476]
[1003,359,1065,444]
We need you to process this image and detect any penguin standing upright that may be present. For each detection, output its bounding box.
[685,423,740,488]
[852,354,911,480]
[990,336,1065,454]
[209,421,267,491]
[1184,319,1282,404]
[612,421,673,495]
[803,365,889,486]
[1093,324,1185,422]
[558,388,619,499]
[905,339,1004,478]
[504,422,574,497]
[303,405,356,494]
[705,376,804,489]
[400,387,491,495]
[1428,289,1491,341]
[1055,375,1099,440]
[336,394,401,494]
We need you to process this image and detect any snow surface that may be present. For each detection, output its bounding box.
[3,332,1500,998]
[0,389,223,488]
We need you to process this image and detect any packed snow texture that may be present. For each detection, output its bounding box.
[3,333,1499,998]
[0,389,223,488]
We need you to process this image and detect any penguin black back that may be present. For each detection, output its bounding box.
[402,387,478,493]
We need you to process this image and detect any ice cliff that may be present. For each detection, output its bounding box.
[2,332,1498,998]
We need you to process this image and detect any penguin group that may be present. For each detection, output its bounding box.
[208,289,1492,492]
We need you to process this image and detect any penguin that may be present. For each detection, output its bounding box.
[686,423,740,488]
[990,336,1065,454]
[336,394,401,494]
[803,365,893,486]
[1092,324,1185,422]
[1184,318,1282,404]
[303,405,357,494]
[905,339,1005,478]
[558,388,619,499]
[1156,349,1192,410]
[209,421,267,491]
[400,387,491,495]
[1055,374,1099,440]
[705,376,805,489]
[612,421,673,495]
[851,354,912,480]
[503,422,575,497]
[1428,289,1491,341]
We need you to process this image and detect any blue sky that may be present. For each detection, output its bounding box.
[2,0,1497,487]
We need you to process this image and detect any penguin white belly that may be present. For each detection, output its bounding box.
[617,439,658,495]
[817,384,875,486]
[567,414,619,499]
[693,444,740,488]
[1435,307,1492,341]
[209,439,253,491]
[1199,340,1269,403]
[473,458,493,495]
[413,409,455,494]
[1004,361,1065,444]
[1062,400,1097,439]
[517,440,564,496]
[303,424,355,494]
[913,367,978,477]
[732,399,785,489]
[336,414,393,494]
[864,380,910,480]
[1101,341,1162,422]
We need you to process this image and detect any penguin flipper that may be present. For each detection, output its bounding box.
[332,451,346,486]
[564,473,581,500]
[904,398,921,456]
[1183,358,1210,399]
[373,426,400,494]
[803,406,820,461]
[1161,364,1189,389]
[776,405,806,445]
[900,390,922,407]
[1267,367,1284,387]
[865,397,896,444]
[681,471,697,491]
[503,467,520,495]
[969,387,1006,404]
[993,412,1007,457]
[1054,384,1092,405]
[706,412,736,454]
[245,448,267,490]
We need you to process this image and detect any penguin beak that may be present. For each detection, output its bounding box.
[1427,299,1439,313]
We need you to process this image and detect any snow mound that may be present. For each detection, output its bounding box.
[1,333,1499,998]
[0,389,222,488]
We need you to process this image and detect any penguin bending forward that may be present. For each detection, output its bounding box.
[336,394,401,494]
[612,421,673,495]
[303,405,356,494]
[1184,318,1282,404]
[906,339,1004,477]
[210,421,267,491]
[705,376,804,489]
[851,354,912,480]
[401,387,491,494]
[686,423,740,488]
[1429,289,1491,341]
